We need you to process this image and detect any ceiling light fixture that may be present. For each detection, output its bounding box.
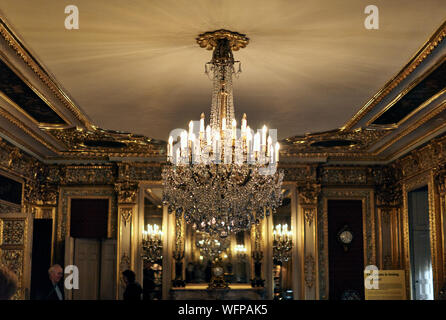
[162,30,283,238]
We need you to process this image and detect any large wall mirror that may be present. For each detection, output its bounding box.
[142,188,163,299]
[273,188,293,299]
[184,225,251,286]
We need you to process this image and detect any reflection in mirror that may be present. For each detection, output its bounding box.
[185,224,250,286]
[143,189,163,300]
[273,188,293,300]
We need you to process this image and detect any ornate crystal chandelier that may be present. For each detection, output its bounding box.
[162,30,284,238]
[142,224,163,262]
[273,224,293,262]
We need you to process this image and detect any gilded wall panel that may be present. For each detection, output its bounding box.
[317,189,375,300]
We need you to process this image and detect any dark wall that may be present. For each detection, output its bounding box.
[328,200,364,300]
[70,199,109,238]
[30,219,53,300]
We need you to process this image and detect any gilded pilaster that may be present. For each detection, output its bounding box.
[298,182,321,300]
[115,180,138,299]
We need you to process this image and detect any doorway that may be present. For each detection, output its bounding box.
[328,200,364,300]
[71,238,116,300]
[408,186,433,300]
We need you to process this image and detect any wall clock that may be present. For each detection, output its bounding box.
[337,225,353,251]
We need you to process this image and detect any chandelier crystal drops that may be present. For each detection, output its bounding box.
[162,30,284,238]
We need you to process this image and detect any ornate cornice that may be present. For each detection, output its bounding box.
[342,21,446,131]
[44,127,165,159]
[282,128,391,159]
[0,18,92,129]
[395,133,446,179]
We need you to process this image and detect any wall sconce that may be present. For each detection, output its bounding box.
[273,224,292,262]
[142,224,163,262]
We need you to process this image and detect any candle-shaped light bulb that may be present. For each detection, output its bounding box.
[275,142,280,163]
[168,135,173,160]
[180,131,187,150]
[200,113,205,133]
[267,135,272,155]
[222,118,226,131]
[262,125,267,146]
[254,132,260,152]
[241,113,247,133]
[189,120,193,136]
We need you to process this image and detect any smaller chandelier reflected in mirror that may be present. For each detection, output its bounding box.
[162,30,284,238]
[142,224,163,262]
[273,224,293,262]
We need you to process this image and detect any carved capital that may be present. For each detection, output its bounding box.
[298,183,321,206]
[434,164,446,195]
[115,182,138,204]
[374,166,402,207]
[23,164,58,206]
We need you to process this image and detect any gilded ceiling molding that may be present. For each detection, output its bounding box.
[342,21,446,131]
[0,106,59,154]
[282,128,391,159]
[373,101,446,157]
[0,19,93,129]
[0,137,42,179]
[44,127,164,159]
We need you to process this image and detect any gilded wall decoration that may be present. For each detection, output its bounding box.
[124,163,163,182]
[396,135,446,179]
[374,165,403,207]
[281,165,317,182]
[0,138,37,180]
[119,252,131,274]
[304,254,315,288]
[318,189,375,300]
[0,249,23,284]
[0,200,21,214]
[304,208,315,226]
[115,182,138,204]
[0,219,25,246]
[59,165,115,185]
[120,207,132,227]
[298,183,321,206]
[320,167,369,185]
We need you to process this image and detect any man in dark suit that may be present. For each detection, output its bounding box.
[36,264,64,300]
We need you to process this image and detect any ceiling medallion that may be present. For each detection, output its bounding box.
[162,30,284,238]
